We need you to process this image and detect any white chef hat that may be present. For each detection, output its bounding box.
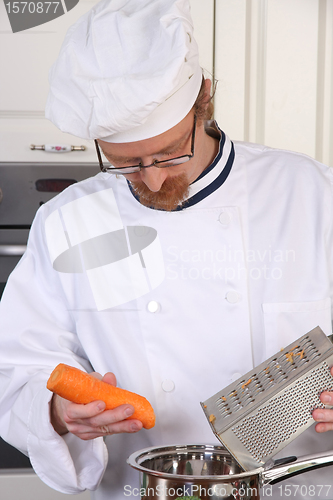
[45,0,202,143]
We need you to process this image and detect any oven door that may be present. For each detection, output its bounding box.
[0,161,98,472]
[0,230,32,468]
[0,229,28,298]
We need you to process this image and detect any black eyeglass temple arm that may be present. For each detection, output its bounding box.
[94,139,104,171]
[95,113,196,173]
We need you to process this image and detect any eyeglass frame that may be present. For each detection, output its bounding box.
[94,115,197,174]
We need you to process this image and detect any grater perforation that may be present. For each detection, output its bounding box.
[201,327,333,471]
[231,362,333,461]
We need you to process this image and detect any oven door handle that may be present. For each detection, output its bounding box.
[0,245,27,256]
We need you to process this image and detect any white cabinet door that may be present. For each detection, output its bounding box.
[190,0,214,76]
[0,0,99,162]
[0,0,97,114]
[0,0,214,162]
[214,0,333,166]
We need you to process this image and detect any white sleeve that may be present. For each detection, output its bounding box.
[0,206,108,493]
[28,387,107,493]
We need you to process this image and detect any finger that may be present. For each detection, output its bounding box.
[93,406,143,434]
[315,422,333,433]
[86,405,135,428]
[66,415,142,439]
[102,372,117,386]
[319,391,333,405]
[65,400,106,421]
[312,408,333,423]
[98,418,143,435]
[67,404,135,429]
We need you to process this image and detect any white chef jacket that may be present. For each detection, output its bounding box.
[0,122,332,500]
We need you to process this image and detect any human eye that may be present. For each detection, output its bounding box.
[159,144,183,159]
[105,155,138,168]
[161,133,190,158]
[164,149,180,157]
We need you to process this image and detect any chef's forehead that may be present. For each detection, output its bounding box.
[98,109,195,162]
[45,0,202,143]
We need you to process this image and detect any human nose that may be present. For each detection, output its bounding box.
[139,165,168,192]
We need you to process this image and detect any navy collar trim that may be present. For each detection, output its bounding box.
[176,141,235,211]
[193,130,226,183]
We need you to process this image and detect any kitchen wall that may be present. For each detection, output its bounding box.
[0,0,214,163]
[1,0,332,164]
[214,0,333,166]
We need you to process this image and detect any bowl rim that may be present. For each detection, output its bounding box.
[126,444,263,481]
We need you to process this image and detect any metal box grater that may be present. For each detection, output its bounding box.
[201,326,333,472]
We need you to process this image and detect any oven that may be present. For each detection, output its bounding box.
[0,161,98,471]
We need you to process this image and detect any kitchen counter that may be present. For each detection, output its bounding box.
[0,469,91,500]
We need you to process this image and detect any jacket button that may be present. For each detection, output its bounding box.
[161,380,175,392]
[225,290,240,303]
[219,212,230,225]
[147,301,160,313]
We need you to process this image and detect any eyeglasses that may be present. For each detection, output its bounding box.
[95,115,196,174]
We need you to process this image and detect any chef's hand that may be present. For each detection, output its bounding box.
[313,366,333,433]
[50,372,143,440]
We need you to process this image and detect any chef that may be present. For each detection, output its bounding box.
[0,0,332,499]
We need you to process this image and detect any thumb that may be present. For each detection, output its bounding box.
[102,372,117,386]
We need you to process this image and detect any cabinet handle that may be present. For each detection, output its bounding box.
[30,144,86,152]
[0,245,27,256]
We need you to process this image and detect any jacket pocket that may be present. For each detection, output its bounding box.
[262,298,332,357]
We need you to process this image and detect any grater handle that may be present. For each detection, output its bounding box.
[261,450,333,485]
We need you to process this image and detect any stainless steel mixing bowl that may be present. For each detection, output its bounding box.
[127,444,333,500]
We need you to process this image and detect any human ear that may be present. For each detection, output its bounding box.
[203,78,212,98]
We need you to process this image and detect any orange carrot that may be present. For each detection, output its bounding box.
[47,363,155,429]
[241,378,252,389]
[209,414,216,423]
[285,352,294,363]
[296,349,305,360]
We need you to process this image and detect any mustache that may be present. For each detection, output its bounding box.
[130,173,190,211]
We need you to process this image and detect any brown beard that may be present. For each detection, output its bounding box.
[130,173,190,211]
